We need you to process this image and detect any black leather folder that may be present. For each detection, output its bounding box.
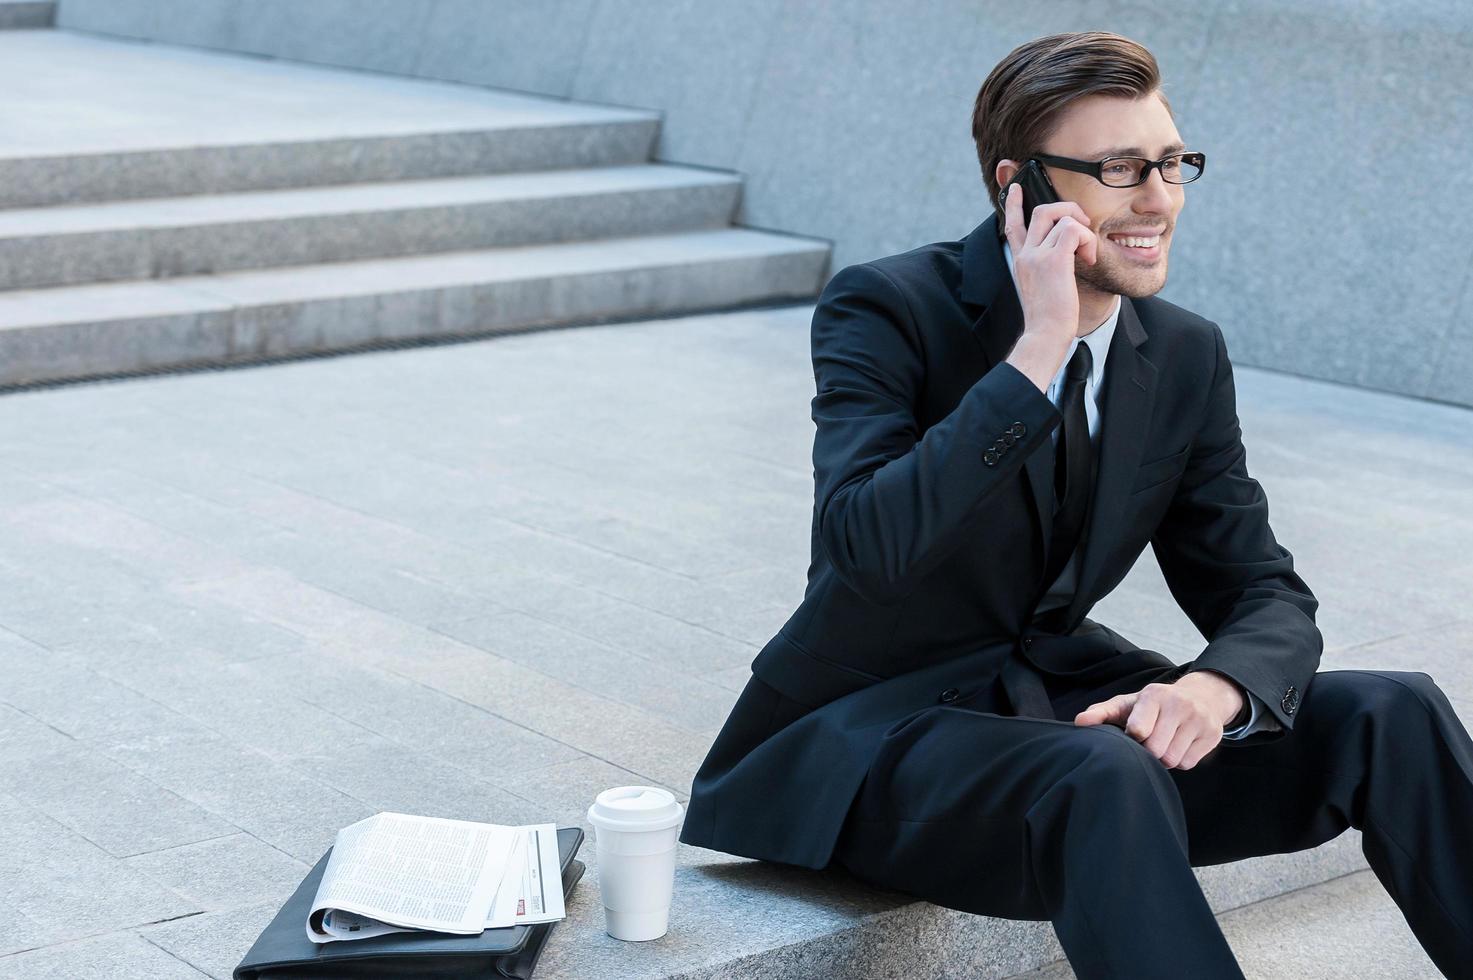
[234,825,586,980]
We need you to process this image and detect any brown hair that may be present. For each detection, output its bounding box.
[972,32,1172,224]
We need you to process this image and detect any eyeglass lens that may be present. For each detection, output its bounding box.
[1101,153,1202,187]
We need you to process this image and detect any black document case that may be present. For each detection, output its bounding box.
[233,825,586,980]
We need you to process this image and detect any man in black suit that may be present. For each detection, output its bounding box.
[680,31,1473,979]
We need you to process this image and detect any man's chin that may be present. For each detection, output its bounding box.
[1079,258,1168,300]
[1120,272,1168,300]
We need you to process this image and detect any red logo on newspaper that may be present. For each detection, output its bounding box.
[517,899,525,916]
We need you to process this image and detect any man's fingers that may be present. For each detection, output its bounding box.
[1177,736,1217,771]
[1027,201,1092,250]
[1075,693,1133,727]
[1078,221,1099,266]
[1160,724,1197,769]
[1042,213,1099,264]
[1123,694,1160,742]
[1074,695,1114,724]
[1040,214,1080,249]
[1077,684,1228,767]
[1001,180,1092,260]
[1064,200,1092,229]
[1004,182,1022,251]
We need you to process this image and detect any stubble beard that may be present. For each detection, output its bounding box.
[1074,246,1168,300]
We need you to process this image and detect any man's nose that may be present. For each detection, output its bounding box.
[1135,166,1176,211]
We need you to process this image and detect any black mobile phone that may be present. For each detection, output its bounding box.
[999,158,1062,230]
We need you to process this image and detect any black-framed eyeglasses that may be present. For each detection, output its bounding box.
[1032,150,1206,188]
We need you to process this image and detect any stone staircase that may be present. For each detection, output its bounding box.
[0,28,829,388]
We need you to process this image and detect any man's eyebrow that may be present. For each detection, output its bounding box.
[1088,140,1187,158]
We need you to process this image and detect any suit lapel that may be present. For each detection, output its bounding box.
[958,212,1156,628]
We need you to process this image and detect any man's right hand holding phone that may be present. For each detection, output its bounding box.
[1001,184,1101,394]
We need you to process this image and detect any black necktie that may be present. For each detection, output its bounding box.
[1039,341,1096,599]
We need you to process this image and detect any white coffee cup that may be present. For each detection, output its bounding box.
[585,785,684,941]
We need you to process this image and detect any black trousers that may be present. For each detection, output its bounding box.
[830,664,1473,979]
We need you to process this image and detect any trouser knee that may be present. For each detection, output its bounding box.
[1027,725,1188,855]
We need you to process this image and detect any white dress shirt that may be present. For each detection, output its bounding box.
[1002,239,1276,739]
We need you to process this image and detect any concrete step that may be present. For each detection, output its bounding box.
[1010,867,1442,979]
[0,2,52,29]
[0,164,744,290]
[538,830,1372,978]
[0,31,659,207]
[0,227,829,386]
[0,30,828,385]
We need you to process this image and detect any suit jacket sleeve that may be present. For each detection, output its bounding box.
[1150,322,1322,736]
[810,262,1063,605]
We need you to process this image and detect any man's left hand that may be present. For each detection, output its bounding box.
[1073,671,1245,770]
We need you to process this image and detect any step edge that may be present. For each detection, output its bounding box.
[0,231,830,329]
[0,164,744,234]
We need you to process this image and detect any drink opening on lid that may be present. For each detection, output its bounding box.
[605,788,666,809]
[588,785,684,833]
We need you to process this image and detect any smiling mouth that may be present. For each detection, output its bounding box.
[1106,232,1166,260]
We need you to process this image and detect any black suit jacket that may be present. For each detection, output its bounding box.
[679,211,1322,870]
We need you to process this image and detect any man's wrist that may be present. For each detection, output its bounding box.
[1005,335,1071,394]
[1177,668,1249,728]
[1224,693,1252,728]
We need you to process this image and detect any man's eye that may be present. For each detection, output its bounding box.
[1105,164,1130,175]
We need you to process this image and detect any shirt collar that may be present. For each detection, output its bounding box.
[1001,238,1119,393]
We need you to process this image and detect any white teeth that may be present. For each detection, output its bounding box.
[1111,235,1160,248]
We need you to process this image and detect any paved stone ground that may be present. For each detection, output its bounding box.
[0,303,1468,978]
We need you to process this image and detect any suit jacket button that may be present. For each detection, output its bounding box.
[983,449,999,466]
[1281,686,1299,714]
[1010,421,1027,437]
[1022,637,1033,649]
[1002,431,1016,446]
[993,438,1007,452]
[939,687,960,703]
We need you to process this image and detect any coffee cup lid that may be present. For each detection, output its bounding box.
[586,785,684,833]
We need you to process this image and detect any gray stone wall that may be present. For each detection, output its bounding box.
[54,0,1473,406]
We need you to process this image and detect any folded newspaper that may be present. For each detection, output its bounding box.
[305,811,566,944]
